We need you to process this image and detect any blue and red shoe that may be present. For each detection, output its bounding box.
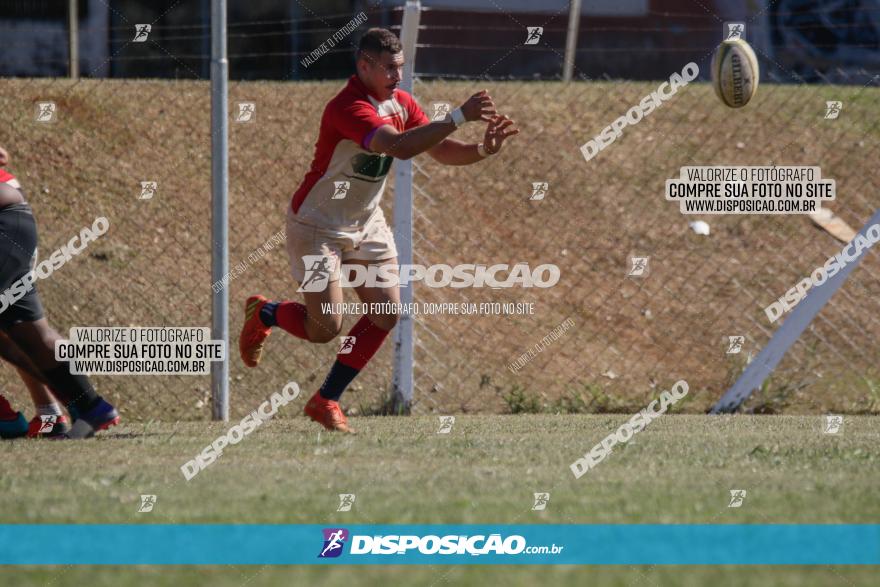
[0,395,27,440]
[66,398,120,439]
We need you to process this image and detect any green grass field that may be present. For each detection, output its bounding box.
[2,413,878,584]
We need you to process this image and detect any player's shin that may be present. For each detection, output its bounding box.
[40,364,101,416]
[318,315,391,401]
[266,301,309,340]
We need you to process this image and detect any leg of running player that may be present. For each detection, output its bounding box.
[301,283,345,343]
[0,330,45,380]
[241,278,357,432]
[331,257,400,387]
[301,258,399,433]
[239,274,344,366]
[0,330,69,437]
[0,346,33,439]
[349,259,400,332]
[0,183,118,438]
[18,369,68,437]
[3,318,119,438]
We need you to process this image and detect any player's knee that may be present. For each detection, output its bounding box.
[309,331,335,344]
[308,320,342,344]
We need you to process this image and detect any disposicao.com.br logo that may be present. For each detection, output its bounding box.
[298,257,560,293]
[318,529,564,558]
[319,528,349,558]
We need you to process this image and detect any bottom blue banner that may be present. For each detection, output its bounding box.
[0,524,878,565]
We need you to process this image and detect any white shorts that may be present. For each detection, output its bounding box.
[286,207,398,284]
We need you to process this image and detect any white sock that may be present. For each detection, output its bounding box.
[37,403,63,417]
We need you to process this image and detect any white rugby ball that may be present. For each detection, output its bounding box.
[711,38,759,108]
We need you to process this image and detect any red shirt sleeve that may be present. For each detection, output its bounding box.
[398,90,430,130]
[333,98,388,151]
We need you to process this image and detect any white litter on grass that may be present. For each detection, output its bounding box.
[689,220,711,235]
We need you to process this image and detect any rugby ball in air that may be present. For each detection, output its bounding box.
[711,38,759,108]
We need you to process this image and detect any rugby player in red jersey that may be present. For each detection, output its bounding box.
[239,28,519,433]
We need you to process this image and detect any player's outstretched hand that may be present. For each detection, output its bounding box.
[483,114,519,154]
[460,90,496,122]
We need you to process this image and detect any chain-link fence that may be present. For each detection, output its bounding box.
[408,77,880,416]
[403,3,880,416]
[1,1,878,421]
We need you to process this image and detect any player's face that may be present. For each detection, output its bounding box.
[361,51,404,100]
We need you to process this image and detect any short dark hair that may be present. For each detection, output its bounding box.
[357,28,402,60]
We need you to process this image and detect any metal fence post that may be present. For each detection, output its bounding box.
[210,0,230,421]
[563,0,581,81]
[68,0,79,79]
[390,0,421,414]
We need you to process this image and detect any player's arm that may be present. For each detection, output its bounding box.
[368,90,496,160]
[427,115,520,165]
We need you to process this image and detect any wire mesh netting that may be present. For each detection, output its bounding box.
[0,1,878,421]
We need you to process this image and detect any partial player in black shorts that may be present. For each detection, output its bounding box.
[0,145,71,437]
[0,182,119,438]
[0,201,45,328]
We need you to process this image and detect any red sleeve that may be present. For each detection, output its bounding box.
[333,98,388,150]
[398,90,430,130]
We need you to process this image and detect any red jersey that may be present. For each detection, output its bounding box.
[290,75,429,229]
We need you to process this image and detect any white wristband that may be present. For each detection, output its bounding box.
[477,143,495,158]
[450,107,466,127]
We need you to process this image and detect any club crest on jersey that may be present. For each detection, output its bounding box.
[351,153,393,180]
